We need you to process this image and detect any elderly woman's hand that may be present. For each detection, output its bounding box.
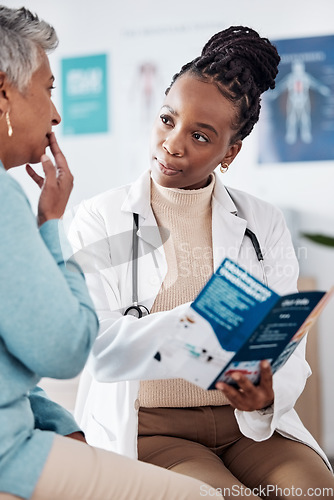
[215,360,274,412]
[26,132,74,227]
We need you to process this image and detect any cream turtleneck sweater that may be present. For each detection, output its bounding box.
[139,174,230,407]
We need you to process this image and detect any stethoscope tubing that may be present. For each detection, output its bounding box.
[124,213,150,318]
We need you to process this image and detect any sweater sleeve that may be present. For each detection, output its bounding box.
[0,173,99,379]
[28,386,81,435]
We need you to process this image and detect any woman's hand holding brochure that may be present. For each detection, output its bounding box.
[216,360,274,411]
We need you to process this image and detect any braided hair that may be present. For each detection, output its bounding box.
[166,26,280,142]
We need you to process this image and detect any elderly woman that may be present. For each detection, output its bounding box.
[0,6,216,500]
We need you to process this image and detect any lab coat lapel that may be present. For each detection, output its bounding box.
[121,171,167,301]
[121,171,166,257]
[212,179,247,270]
[135,210,168,305]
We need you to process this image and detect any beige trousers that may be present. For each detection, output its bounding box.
[0,434,222,500]
[138,405,334,500]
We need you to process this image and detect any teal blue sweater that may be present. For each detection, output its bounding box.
[0,162,99,498]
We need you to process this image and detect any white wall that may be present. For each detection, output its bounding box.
[3,0,334,454]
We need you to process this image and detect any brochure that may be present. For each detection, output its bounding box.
[157,258,333,390]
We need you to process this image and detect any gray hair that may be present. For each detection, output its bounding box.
[0,6,58,90]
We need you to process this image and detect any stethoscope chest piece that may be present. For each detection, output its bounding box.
[124,303,150,318]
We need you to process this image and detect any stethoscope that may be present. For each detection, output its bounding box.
[123,213,151,318]
[123,213,268,318]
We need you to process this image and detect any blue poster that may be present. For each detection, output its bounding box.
[258,35,334,163]
[61,54,109,135]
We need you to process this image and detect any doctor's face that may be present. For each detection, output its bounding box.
[150,73,242,190]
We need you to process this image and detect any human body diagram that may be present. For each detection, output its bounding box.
[269,60,330,144]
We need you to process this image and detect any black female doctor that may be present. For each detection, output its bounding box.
[69,26,333,499]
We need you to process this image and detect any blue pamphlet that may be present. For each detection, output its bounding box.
[164,258,333,390]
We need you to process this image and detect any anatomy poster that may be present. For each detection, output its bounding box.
[258,35,334,163]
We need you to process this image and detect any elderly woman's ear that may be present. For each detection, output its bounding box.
[0,72,6,92]
[0,73,10,114]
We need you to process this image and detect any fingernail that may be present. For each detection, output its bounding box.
[41,154,51,163]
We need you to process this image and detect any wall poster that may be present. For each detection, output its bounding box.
[258,35,334,163]
[61,54,109,135]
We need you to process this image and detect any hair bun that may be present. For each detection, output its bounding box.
[166,25,281,141]
[201,26,280,94]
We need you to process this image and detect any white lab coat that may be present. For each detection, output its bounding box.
[68,170,330,468]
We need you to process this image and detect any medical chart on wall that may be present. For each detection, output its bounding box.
[258,35,334,163]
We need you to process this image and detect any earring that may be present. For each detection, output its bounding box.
[220,162,229,173]
[5,112,13,137]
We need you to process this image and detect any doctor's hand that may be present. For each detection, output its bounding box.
[26,132,74,227]
[215,360,274,412]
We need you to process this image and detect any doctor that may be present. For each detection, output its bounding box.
[69,26,333,498]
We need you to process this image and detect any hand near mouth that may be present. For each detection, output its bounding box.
[26,132,74,226]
